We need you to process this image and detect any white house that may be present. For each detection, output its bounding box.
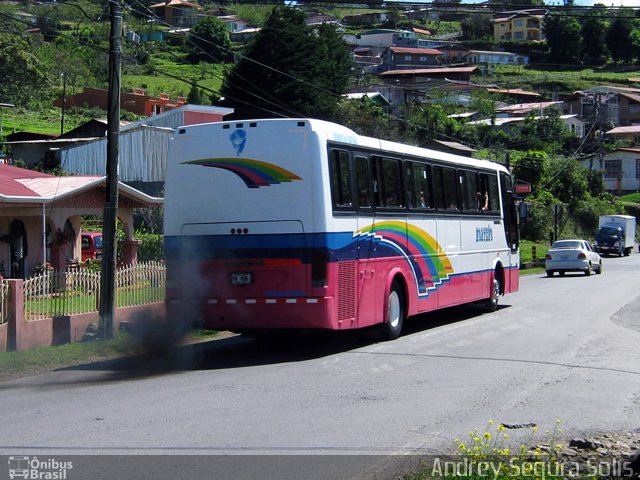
[465,50,529,66]
[580,148,640,195]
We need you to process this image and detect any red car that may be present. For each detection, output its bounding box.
[81,231,102,261]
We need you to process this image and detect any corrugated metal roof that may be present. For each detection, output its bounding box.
[0,164,162,205]
[389,47,442,55]
[606,126,640,135]
[18,176,102,198]
[381,66,478,76]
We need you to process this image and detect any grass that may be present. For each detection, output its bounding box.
[122,53,226,99]
[0,329,221,383]
[519,239,548,264]
[620,192,640,205]
[24,286,165,318]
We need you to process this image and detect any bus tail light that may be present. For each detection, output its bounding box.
[311,250,328,287]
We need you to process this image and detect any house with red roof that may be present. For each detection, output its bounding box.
[382,46,442,71]
[0,164,162,278]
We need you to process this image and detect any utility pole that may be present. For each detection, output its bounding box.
[60,72,67,135]
[99,0,122,339]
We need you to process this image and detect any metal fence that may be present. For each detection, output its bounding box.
[23,262,165,321]
[115,261,165,308]
[0,279,9,325]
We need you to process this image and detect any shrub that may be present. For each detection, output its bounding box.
[135,232,164,262]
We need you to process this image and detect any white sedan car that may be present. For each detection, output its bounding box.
[545,239,603,277]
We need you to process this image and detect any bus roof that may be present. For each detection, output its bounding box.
[176,118,509,173]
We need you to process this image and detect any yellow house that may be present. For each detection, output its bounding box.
[149,0,201,28]
[492,9,546,43]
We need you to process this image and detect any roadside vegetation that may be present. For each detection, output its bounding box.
[0,329,221,382]
[406,420,566,480]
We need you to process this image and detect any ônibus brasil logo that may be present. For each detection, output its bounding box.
[7,456,73,479]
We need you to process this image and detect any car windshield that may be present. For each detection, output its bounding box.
[551,241,582,249]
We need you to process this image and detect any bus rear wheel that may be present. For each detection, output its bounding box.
[381,282,404,341]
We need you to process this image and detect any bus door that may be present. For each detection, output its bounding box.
[500,172,520,293]
[432,165,462,307]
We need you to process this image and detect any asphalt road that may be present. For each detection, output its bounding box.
[1,252,640,479]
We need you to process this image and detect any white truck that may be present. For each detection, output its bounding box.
[593,215,636,257]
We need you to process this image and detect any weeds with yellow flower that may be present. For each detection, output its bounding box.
[432,420,567,480]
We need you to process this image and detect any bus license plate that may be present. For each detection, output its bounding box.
[230,272,252,285]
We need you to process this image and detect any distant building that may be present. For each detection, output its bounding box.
[492,9,546,43]
[579,148,640,195]
[382,47,442,71]
[53,87,187,117]
[149,0,200,28]
[465,50,529,66]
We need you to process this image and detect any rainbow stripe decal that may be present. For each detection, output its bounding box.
[183,158,302,188]
[356,221,454,296]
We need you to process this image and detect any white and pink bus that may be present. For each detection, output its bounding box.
[164,118,519,340]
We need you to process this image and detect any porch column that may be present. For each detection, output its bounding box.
[49,242,68,271]
[119,239,142,266]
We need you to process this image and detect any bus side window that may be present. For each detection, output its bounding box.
[373,156,404,208]
[330,149,353,209]
[355,156,372,209]
[441,167,459,210]
[432,166,445,210]
[408,162,432,210]
[460,170,479,212]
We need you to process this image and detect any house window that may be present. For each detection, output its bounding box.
[514,19,524,27]
[404,55,412,62]
[636,159,640,179]
[604,159,622,179]
[419,56,428,62]
[514,31,524,40]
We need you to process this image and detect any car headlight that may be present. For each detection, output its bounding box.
[614,241,620,247]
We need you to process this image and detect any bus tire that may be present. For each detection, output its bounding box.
[481,276,500,313]
[381,281,404,341]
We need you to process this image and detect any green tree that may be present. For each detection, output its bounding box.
[403,102,460,146]
[580,8,608,65]
[188,16,231,63]
[606,14,634,64]
[517,109,572,153]
[187,80,207,104]
[510,150,549,188]
[461,13,492,41]
[221,7,350,119]
[336,97,389,139]
[543,13,581,64]
[0,34,52,107]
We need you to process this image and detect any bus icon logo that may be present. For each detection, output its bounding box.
[8,456,29,479]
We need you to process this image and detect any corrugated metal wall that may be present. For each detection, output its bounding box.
[61,127,172,183]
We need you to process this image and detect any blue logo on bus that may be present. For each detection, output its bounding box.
[476,225,493,242]
[230,129,247,156]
